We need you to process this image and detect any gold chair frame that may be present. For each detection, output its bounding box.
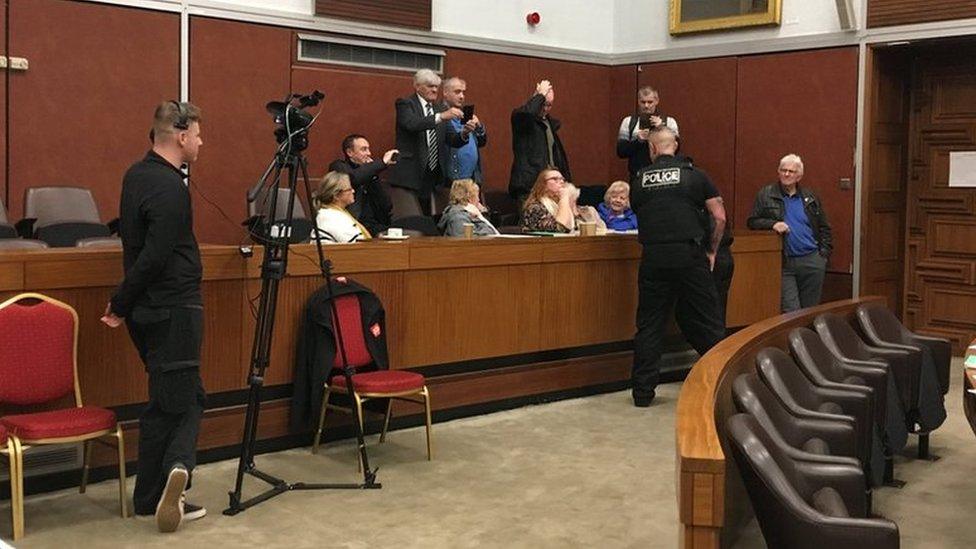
[312,380,432,466]
[0,292,128,540]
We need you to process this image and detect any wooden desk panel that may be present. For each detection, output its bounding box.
[400,264,543,367]
[0,234,780,461]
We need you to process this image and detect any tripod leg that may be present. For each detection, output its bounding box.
[354,392,365,472]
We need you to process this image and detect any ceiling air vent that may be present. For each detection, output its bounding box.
[298,34,444,73]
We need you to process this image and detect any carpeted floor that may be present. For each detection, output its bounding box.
[4,360,975,548]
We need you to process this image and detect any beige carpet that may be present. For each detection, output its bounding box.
[6,360,975,548]
[6,384,681,548]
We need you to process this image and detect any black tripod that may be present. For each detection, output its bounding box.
[224,141,381,517]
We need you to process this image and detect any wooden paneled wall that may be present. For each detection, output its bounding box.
[315,0,432,30]
[867,0,976,28]
[639,48,859,299]
[4,0,179,222]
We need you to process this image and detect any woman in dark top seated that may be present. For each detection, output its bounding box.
[520,168,576,233]
[438,179,500,236]
[597,180,638,231]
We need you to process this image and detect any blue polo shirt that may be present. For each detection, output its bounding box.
[782,191,818,257]
[449,119,479,179]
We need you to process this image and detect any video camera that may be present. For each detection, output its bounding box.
[266,90,325,151]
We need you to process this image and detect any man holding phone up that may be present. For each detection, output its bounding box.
[617,86,680,180]
[441,76,487,185]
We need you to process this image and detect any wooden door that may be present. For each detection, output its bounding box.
[904,46,976,353]
[5,0,179,222]
[859,48,910,314]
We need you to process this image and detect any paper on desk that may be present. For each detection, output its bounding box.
[966,355,976,368]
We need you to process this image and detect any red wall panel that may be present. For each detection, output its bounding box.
[443,48,532,195]
[735,47,858,272]
[7,0,179,222]
[189,17,292,245]
[529,58,614,186]
[291,64,413,181]
[638,57,739,222]
[609,65,639,182]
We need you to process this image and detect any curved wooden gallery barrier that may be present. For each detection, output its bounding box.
[675,296,886,548]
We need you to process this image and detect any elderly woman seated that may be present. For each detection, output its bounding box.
[597,180,638,231]
[521,168,604,233]
[437,179,500,236]
[310,171,372,243]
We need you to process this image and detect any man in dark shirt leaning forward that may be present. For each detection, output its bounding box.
[101,101,207,533]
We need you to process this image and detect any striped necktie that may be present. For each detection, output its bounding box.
[425,103,438,171]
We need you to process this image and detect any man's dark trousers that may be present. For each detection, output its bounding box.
[632,245,725,401]
[126,306,206,515]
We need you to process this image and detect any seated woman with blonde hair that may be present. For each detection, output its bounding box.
[437,179,500,236]
[521,168,604,233]
[597,180,638,231]
[310,171,372,243]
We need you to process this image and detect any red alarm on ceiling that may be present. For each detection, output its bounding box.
[526,12,541,26]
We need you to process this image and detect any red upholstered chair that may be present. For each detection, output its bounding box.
[0,293,128,540]
[311,294,432,465]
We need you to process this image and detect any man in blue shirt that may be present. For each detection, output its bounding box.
[747,154,833,312]
[441,76,487,185]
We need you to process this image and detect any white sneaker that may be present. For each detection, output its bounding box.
[155,466,188,533]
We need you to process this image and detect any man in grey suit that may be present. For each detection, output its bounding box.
[393,69,463,215]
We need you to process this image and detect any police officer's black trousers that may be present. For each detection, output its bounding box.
[632,249,725,401]
[126,307,206,515]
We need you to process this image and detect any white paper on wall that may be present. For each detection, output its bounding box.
[948,151,976,188]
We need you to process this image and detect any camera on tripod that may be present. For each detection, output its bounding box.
[265,90,325,151]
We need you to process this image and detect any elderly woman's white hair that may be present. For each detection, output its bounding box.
[779,153,804,174]
[604,181,630,204]
[414,68,442,87]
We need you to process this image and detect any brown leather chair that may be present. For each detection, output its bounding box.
[790,327,907,484]
[0,239,49,251]
[0,198,17,239]
[815,313,946,457]
[856,303,950,395]
[733,373,861,465]
[248,188,311,244]
[389,186,423,220]
[76,236,122,248]
[21,187,112,247]
[789,328,898,445]
[726,414,899,549]
[756,348,880,483]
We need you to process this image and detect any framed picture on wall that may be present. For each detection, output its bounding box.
[669,0,782,35]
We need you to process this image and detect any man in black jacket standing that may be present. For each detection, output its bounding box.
[393,69,464,214]
[328,134,397,235]
[101,101,207,533]
[509,79,571,207]
[747,154,832,312]
[630,127,726,407]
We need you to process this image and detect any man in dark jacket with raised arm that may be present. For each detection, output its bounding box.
[509,79,571,206]
[101,101,207,533]
[329,134,397,235]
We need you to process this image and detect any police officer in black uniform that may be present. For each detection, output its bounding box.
[630,127,727,407]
